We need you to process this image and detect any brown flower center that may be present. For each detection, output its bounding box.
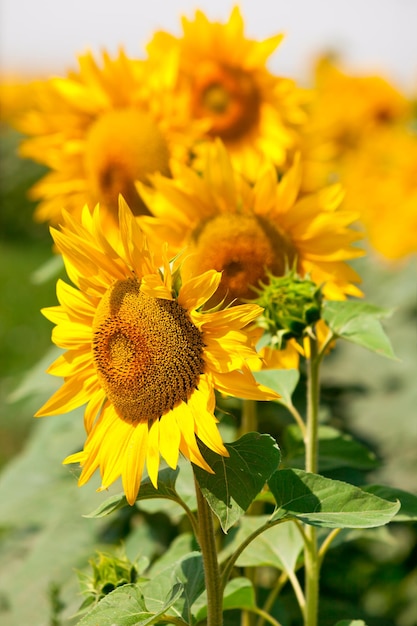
[191,62,260,141]
[92,278,205,423]
[84,108,171,217]
[190,213,296,303]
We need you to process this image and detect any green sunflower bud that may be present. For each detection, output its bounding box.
[253,269,322,348]
[76,551,147,615]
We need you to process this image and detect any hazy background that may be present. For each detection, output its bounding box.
[1,0,417,88]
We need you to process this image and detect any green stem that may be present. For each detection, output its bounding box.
[303,527,319,626]
[305,334,320,475]
[248,606,283,626]
[318,528,342,567]
[304,333,321,626]
[287,401,307,438]
[257,571,288,626]
[220,519,285,591]
[158,495,199,538]
[240,400,261,626]
[241,398,258,434]
[194,473,223,626]
[287,568,306,615]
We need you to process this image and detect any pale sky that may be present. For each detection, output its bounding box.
[1,0,416,89]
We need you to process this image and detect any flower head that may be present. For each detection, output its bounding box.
[145,7,307,178]
[36,198,277,504]
[139,141,364,306]
[342,123,417,260]
[253,269,323,348]
[16,49,198,225]
[299,56,412,192]
[309,57,410,151]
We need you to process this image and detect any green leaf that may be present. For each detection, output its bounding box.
[0,412,112,625]
[84,491,129,518]
[144,551,204,623]
[175,553,206,622]
[323,300,397,359]
[254,369,300,407]
[363,485,417,522]
[76,582,182,626]
[222,577,256,611]
[268,469,400,528]
[195,577,256,621]
[194,433,281,532]
[284,425,379,471]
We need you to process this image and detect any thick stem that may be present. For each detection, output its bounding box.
[194,473,223,626]
[303,333,321,626]
[240,398,261,626]
[303,527,319,626]
[305,334,320,475]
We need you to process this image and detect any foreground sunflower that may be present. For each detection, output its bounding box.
[138,141,364,306]
[145,6,307,178]
[15,49,198,226]
[36,198,278,504]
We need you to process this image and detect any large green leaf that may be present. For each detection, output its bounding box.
[254,369,300,408]
[76,582,183,626]
[195,577,256,621]
[363,485,417,522]
[194,433,281,532]
[174,553,206,623]
[323,301,396,359]
[221,577,256,611]
[142,551,205,624]
[283,425,379,471]
[268,469,400,528]
[0,412,111,626]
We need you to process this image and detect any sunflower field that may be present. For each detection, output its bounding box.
[0,5,416,626]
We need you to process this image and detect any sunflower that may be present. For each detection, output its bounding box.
[299,56,411,193]
[0,75,43,124]
[342,123,417,260]
[145,6,307,178]
[36,198,278,505]
[15,49,199,226]
[138,140,364,307]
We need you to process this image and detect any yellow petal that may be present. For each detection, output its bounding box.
[122,422,149,505]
